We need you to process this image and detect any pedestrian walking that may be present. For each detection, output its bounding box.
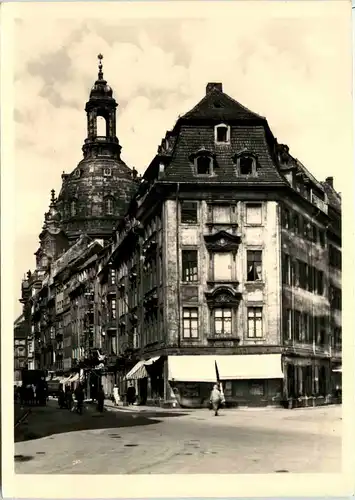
[74,384,84,415]
[210,383,222,416]
[58,386,66,408]
[65,386,73,410]
[126,383,136,405]
[113,384,120,406]
[97,385,105,413]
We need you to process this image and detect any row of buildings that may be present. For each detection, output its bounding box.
[15,57,342,408]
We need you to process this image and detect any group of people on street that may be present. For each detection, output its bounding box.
[15,379,48,407]
[57,383,105,414]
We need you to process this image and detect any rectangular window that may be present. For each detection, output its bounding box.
[303,312,309,342]
[282,253,291,285]
[246,203,262,225]
[284,308,292,341]
[213,308,232,337]
[291,259,299,287]
[319,229,325,247]
[111,299,117,320]
[181,201,198,224]
[214,253,233,281]
[293,213,300,234]
[247,250,262,281]
[212,205,231,224]
[247,307,263,338]
[282,207,290,229]
[294,310,301,341]
[317,270,324,295]
[182,250,198,282]
[183,308,199,339]
[110,269,116,285]
[312,224,318,243]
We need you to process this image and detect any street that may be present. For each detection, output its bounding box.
[14,400,342,474]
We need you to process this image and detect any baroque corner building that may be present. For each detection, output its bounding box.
[17,69,342,408]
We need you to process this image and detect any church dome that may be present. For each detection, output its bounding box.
[56,54,138,243]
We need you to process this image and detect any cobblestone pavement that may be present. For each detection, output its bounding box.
[14,401,341,474]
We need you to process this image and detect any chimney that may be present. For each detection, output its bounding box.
[325,176,334,188]
[206,82,223,94]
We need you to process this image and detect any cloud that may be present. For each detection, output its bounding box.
[11,4,351,318]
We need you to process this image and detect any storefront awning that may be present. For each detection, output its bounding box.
[125,357,161,380]
[216,354,283,380]
[168,354,283,383]
[168,356,216,383]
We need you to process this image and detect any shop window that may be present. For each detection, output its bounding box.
[181,201,198,224]
[249,382,264,396]
[182,250,198,282]
[247,307,263,338]
[247,250,262,281]
[213,308,232,337]
[246,203,262,225]
[182,308,199,339]
[213,253,233,281]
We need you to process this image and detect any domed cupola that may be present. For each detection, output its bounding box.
[56,54,138,243]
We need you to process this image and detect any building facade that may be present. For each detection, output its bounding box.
[17,69,341,408]
[99,82,342,408]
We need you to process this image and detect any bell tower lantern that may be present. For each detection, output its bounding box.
[83,54,121,160]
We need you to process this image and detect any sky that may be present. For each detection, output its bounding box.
[8,1,352,319]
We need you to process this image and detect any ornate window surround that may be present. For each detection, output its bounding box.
[189,148,216,177]
[233,150,258,176]
[204,229,241,252]
[205,286,242,308]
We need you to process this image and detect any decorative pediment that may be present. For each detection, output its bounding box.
[188,147,215,162]
[204,230,241,252]
[205,286,242,307]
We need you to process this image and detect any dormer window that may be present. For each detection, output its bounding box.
[215,124,230,144]
[234,152,257,176]
[103,167,112,177]
[196,155,212,175]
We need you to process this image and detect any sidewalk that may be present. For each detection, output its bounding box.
[103,399,193,413]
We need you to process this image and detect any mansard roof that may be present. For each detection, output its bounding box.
[179,82,266,123]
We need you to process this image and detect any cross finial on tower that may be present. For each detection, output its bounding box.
[98,53,104,80]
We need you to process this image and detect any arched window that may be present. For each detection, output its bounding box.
[196,155,212,175]
[104,197,114,215]
[97,115,107,137]
[70,200,77,217]
[215,124,230,144]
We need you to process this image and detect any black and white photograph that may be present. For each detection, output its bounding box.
[1,0,353,497]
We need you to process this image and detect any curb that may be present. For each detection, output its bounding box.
[15,409,31,428]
